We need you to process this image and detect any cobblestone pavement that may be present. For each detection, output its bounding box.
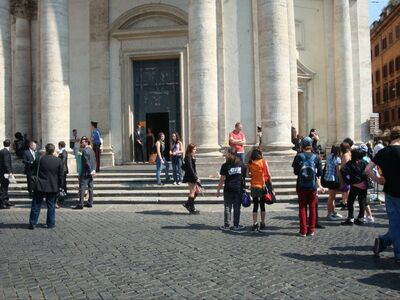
[0,203,399,299]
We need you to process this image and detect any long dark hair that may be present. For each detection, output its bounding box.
[248,147,263,164]
[330,144,340,158]
[171,132,181,144]
[225,147,240,165]
[185,143,196,156]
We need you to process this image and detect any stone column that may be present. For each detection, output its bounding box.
[188,0,220,154]
[258,0,293,154]
[0,0,12,141]
[11,0,32,138]
[287,0,299,132]
[39,0,70,146]
[334,0,355,142]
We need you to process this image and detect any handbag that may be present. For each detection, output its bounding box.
[262,159,276,205]
[149,153,157,165]
[242,192,252,207]
[30,157,42,191]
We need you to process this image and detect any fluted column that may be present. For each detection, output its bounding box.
[258,0,293,154]
[334,0,355,142]
[188,0,219,154]
[39,0,69,146]
[0,1,12,141]
[287,0,298,132]
[11,0,32,138]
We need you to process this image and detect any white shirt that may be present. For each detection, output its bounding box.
[373,144,384,157]
[30,148,35,160]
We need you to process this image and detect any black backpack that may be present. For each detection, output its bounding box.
[341,160,368,185]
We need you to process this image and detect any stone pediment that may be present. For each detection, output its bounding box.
[110,4,188,40]
[297,59,315,81]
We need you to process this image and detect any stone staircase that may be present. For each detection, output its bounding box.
[8,159,329,206]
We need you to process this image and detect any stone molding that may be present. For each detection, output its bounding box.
[110,4,188,40]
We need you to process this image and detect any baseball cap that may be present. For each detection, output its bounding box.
[301,136,312,147]
[358,144,368,153]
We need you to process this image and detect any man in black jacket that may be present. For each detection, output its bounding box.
[22,141,40,197]
[28,143,63,229]
[0,139,13,209]
[73,136,96,209]
[134,122,145,163]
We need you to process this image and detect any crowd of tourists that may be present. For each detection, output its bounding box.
[0,121,399,264]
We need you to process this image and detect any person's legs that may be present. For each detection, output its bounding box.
[224,192,233,226]
[356,189,367,220]
[78,176,86,207]
[233,192,241,227]
[29,192,43,225]
[164,159,170,181]
[45,193,57,228]
[327,189,336,215]
[0,177,8,208]
[346,188,357,220]
[139,145,145,163]
[177,157,182,183]
[26,174,32,196]
[252,197,259,225]
[297,189,307,235]
[384,194,400,259]
[260,199,266,225]
[93,144,101,172]
[87,177,94,206]
[172,157,178,183]
[308,190,317,234]
[156,158,162,185]
[134,143,139,162]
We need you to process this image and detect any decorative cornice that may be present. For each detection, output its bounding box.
[11,0,35,19]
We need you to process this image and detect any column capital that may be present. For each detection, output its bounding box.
[11,0,36,19]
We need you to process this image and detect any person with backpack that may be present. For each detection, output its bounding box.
[247,147,272,232]
[292,136,324,237]
[323,144,343,221]
[216,148,246,232]
[340,148,369,226]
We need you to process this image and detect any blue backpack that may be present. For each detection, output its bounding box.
[298,153,317,189]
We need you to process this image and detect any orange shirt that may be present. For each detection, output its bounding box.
[248,159,269,188]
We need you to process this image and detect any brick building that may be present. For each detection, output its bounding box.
[371,1,400,130]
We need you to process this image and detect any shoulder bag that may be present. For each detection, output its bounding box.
[262,159,276,205]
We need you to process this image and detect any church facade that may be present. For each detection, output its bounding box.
[0,0,372,166]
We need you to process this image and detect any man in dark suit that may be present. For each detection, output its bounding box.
[134,122,145,163]
[23,141,40,197]
[28,143,63,229]
[73,136,96,209]
[0,139,13,209]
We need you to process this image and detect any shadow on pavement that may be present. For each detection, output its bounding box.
[330,245,374,252]
[358,272,400,291]
[136,210,189,216]
[0,223,30,230]
[282,252,400,271]
[162,223,221,231]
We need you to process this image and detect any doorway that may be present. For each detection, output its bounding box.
[133,59,180,161]
[146,112,170,160]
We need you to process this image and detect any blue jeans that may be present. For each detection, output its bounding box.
[381,193,400,259]
[29,192,57,227]
[224,191,242,227]
[237,152,245,163]
[156,157,170,185]
[172,156,182,183]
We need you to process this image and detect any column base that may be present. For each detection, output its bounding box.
[100,148,115,167]
[263,142,296,156]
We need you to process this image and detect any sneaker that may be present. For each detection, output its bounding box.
[72,205,83,210]
[173,181,177,185]
[364,216,375,224]
[177,181,182,185]
[84,203,93,208]
[328,212,343,221]
[341,219,354,226]
[307,231,315,237]
[373,237,386,256]
[259,222,266,231]
[231,225,245,232]
[220,224,230,231]
[354,218,364,226]
[298,232,306,237]
[251,223,259,232]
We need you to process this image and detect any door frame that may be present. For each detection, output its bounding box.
[120,49,189,163]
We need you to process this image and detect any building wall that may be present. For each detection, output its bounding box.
[371,4,400,130]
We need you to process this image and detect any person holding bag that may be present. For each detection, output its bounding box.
[216,148,246,231]
[28,143,64,229]
[248,147,272,232]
